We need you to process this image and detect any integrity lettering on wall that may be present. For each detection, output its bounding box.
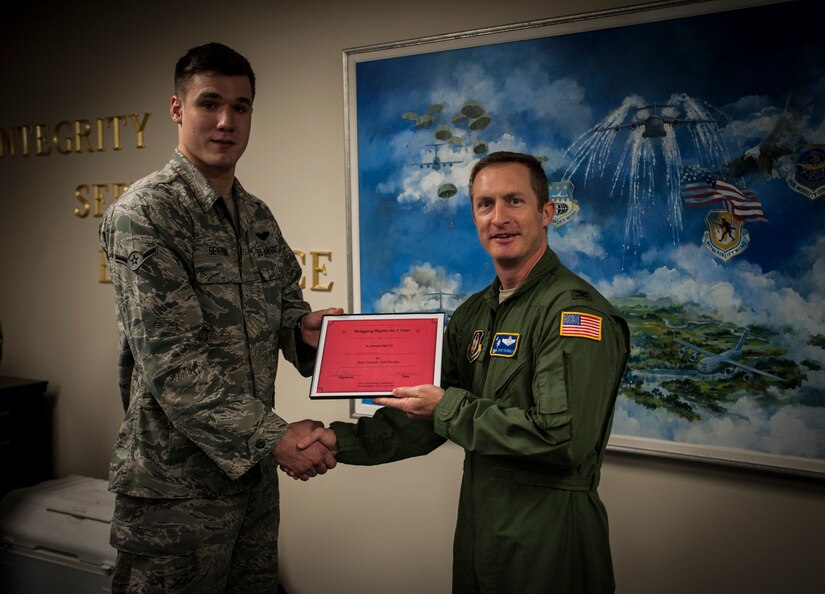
[2,112,335,290]
[0,114,151,158]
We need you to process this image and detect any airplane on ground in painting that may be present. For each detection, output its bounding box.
[594,104,714,139]
[674,328,783,381]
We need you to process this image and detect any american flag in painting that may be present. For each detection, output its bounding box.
[560,311,602,341]
[680,165,768,222]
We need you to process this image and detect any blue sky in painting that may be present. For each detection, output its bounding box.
[355,0,824,320]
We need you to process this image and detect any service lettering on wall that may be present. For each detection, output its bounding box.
[1,113,334,290]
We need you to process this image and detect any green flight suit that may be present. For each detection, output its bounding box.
[332,247,629,593]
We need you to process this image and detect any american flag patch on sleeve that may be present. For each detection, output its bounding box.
[559,311,602,341]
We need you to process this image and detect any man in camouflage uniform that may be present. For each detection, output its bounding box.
[295,152,629,593]
[99,42,340,593]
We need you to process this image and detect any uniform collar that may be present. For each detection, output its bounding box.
[484,246,561,309]
[169,148,250,215]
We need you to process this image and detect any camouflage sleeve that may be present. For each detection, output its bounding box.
[100,191,288,480]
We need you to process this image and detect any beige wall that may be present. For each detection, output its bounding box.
[1,1,821,593]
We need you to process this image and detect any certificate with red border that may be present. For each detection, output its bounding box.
[310,313,444,398]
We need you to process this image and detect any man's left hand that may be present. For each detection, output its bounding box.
[299,307,344,348]
[372,385,445,419]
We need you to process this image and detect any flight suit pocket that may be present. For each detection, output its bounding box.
[535,351,572,416]
[492,358,530,405]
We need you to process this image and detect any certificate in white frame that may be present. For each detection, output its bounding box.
[310,313,444,399]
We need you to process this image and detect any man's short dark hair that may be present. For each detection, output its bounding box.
[174,42,256,99]
[469,151,549,208]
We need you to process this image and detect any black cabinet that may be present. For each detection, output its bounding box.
[0,377,54,497]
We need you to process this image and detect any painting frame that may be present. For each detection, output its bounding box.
[342,0,825,478]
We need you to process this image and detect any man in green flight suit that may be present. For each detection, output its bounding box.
[294,151,629,593]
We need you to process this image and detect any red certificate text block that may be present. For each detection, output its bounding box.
[314,316,441,396]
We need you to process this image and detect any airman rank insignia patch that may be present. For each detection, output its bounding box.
[490,332,519,357]
[560,311,602,341]
[114,247,157,271]
[467,330,484,363]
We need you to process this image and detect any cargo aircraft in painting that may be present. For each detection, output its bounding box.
[674,329,783,381]
[408,142,463,171]
[593,103,714,139]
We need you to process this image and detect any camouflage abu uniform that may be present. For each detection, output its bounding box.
[100,149,314,591]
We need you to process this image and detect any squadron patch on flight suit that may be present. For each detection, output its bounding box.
[467,330,484,363]
[114,248,157,271]
[560,311,602,341]
[490,332,519,357]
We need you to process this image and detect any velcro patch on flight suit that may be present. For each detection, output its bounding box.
[467,330,484,363]
[559,311,602,341]
[490,332,519,357]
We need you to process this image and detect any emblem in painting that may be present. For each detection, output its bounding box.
[786,145,825,200]
[702,210,749,261]
[548,181,580,228]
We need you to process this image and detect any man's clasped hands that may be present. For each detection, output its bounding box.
[273,383,446,480]
[272,419,338,481]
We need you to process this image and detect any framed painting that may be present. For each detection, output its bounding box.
[343,0,825,477]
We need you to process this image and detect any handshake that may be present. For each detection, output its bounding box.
[271,419,338,481]
[270,384,445,480]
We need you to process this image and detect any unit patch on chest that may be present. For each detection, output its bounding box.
[467,330,484,363]
[490,332,520,357]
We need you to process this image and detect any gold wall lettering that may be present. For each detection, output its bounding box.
[293,249,307,289]
[310,251,334,291]
[99,250,111,284]
[0,113,150,158]
[99,248,335,292]
[75,183,131,218]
